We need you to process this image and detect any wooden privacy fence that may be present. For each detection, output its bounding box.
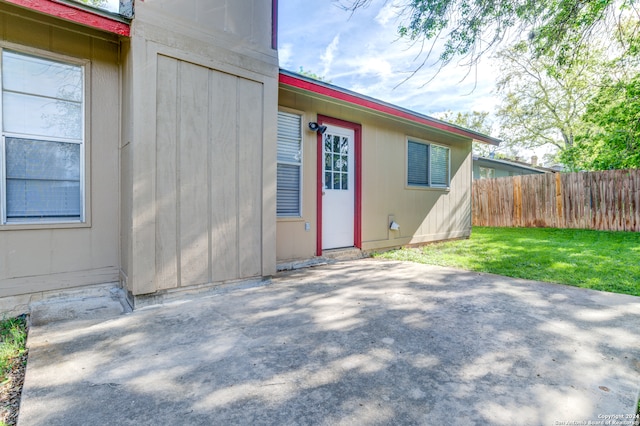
[472,169,640,231]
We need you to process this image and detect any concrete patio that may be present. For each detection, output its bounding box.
[17,259,640,425]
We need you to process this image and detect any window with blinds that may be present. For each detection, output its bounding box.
[277,111,302,216]
[1,49,85,224]
[407,140,450,188]
[408,141,429,186]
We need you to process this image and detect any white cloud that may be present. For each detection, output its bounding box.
[340,56,393,79]
[278,43,293,68]
[280,0,501,116]
[375,1,403,26]
[321,34,341,77]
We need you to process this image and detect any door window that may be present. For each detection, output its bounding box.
[324,133,349,190]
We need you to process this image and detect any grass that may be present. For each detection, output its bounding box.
[0,316,27,380]
[376,226,640,297]
[0,315,28,426]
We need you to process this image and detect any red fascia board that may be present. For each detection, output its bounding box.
[4,0,130,36]
[279,72,500,145]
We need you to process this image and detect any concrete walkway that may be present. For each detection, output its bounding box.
[18,259,640,426]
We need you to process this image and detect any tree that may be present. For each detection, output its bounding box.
[561,75,640,170]
[297,67,332,83]
[436,110,495,156]
[340,0,640,73]
[494,40,604,158]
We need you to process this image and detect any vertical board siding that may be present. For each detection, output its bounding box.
[178,61,210,287]
[237,78,263,277]
[155,56,179,290]
[472,169,640,231]
[209,71,239,282]
[155,55,264,289]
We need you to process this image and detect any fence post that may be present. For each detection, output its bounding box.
[513,176,521,227]
[555,172,563,228]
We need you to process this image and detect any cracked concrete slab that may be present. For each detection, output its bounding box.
[17,259,640,425]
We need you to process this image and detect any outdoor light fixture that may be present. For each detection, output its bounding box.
[308,122,328,134]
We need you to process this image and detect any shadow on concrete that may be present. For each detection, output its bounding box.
[18,259,640,425]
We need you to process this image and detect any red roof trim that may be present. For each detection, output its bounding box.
[279,72,500,145]
[4,0,130,37]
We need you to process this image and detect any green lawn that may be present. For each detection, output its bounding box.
[376,227,640,297]
[0,316,27,379]
[0,315,28,426]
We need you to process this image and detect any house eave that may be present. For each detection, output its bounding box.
[279,69,501,146]
[473,156,553,173]
[1,0,131,36]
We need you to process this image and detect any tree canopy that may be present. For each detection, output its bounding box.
[561,76,640,170]
[340,0,640,70]
[495,41,603,153]
[297,67,332,83]
[436,110,495,156]
[342,0,640,170]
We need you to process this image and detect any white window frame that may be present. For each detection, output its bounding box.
[276,110,303,218]
[0,45,88,227]
[406,138,451,189]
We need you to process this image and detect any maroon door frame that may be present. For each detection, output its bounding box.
[316,115,362,256]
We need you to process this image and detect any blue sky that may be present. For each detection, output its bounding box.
[278,0,500,119]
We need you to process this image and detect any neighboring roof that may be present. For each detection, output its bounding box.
[279,69,501,146]
[548,164,565,172]
[3,0,131,36]
[473,155,554,174]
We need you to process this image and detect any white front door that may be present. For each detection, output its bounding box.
[322,124,355,249]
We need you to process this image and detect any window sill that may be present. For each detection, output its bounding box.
[277,216,305,222]
[405,185,450,192]
[0,221,90,231]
